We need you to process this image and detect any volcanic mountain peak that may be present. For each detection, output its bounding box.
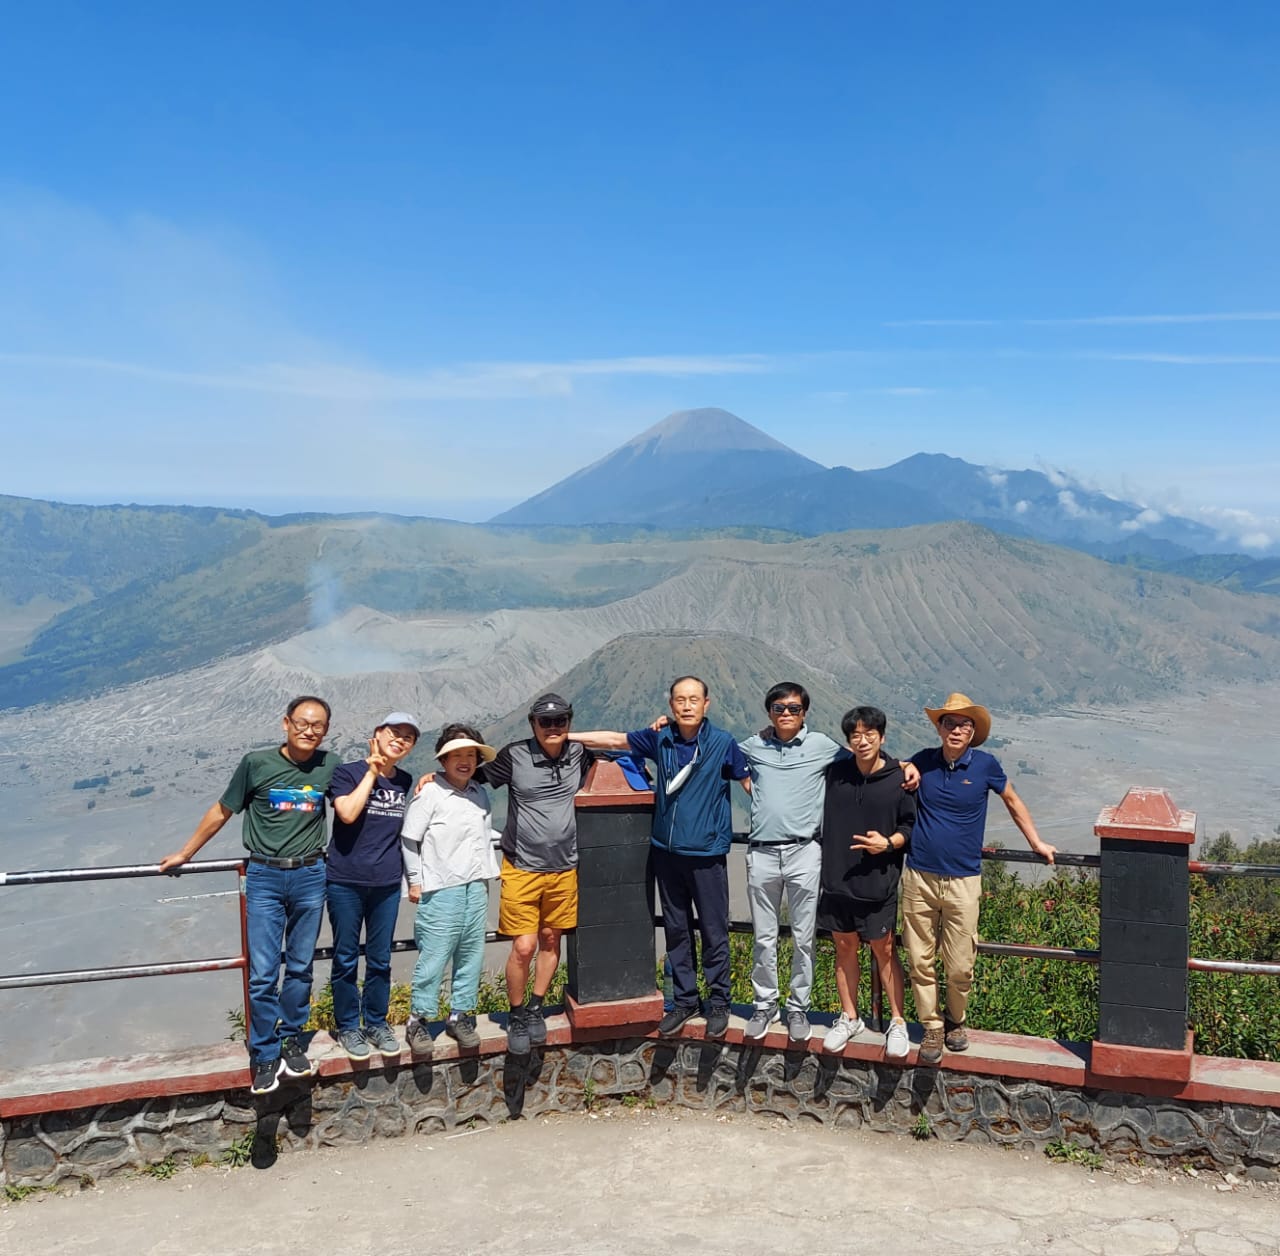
[619,407,809,457]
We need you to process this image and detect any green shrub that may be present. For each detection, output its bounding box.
[298,857,1278,1061]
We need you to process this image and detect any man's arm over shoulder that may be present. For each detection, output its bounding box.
[895,777,917,841]
[810,730,844,765]
[483,745,515,788]
[568,728,632,751]
[723,738,751,782]
[400,781,437,844]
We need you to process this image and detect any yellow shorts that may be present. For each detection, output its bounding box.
[498,859,579,935]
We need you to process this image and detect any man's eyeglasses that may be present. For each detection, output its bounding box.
[940,716,974,731]
[536,715,570,730]
[287,717,328,734]
[770,703,804,716]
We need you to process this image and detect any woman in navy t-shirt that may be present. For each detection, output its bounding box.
[325,711,419,1060]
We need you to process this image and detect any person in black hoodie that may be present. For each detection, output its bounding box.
[816,705,916,1059]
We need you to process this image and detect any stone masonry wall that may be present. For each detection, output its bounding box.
[4,1040,1279,1187]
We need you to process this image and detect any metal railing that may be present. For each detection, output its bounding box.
[0,858,504,1032]
[2,840,1277,1038]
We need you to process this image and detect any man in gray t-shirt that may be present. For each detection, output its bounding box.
[484,693,594,1054]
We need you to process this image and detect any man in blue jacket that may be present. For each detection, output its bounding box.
[571,676,751,1037]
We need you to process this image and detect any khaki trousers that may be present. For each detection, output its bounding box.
[900,866,982,1030]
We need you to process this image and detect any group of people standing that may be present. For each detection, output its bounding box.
[159,677,1054,1097]
[573,679,1055,1065]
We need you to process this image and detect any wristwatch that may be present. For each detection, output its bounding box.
[884,836,895,854]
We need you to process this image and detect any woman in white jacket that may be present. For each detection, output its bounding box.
[400,723,499,1056]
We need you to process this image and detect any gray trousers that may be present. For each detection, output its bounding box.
[745,839,822,1012]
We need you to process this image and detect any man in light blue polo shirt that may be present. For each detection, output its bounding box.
[739,682,846,1043]
[903,693,1056,1066]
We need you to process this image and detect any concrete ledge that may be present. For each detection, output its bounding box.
[565,992,663,1032]
[1092,1032,1195,1084]
[3,1012,1278,1120]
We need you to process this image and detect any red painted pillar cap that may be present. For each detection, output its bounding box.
[1094,787,1196,845]
[574,758,655,808]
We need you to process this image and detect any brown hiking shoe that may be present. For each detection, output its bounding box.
[944,1020,969,1052]
[918,1026,944,1065]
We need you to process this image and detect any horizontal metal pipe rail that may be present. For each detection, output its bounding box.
[3,849,1277,997]
[1189,860,1280,878]
[0,957,247,990]
[0,859,244,886]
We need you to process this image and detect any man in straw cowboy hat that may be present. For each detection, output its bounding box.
[903,693,1055,1065]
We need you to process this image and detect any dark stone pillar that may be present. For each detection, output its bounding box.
[566,760,658,1005]
[1092,787,1195,1079]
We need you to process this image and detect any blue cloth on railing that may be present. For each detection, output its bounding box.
[601,751,653,792]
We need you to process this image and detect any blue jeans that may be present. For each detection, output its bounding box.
[244,861,326,1064]
[411,881,488,1018]
[326,880,401,1032]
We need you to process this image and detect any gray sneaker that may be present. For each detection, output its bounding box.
[822,1012,866,1053]
[506,1006,532,1054]
[405,1016,434,1058]
[787,1010,811,1043]
[744,1005,778,1040]
[336,1027,371,1061]
[446,1012,481,1049]
[365,1022,400,1056]
[527,1005,547,1047]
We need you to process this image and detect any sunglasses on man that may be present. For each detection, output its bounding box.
[536,715,570,729]
[770,703,804,716]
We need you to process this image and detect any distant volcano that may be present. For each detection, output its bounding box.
[489,407,823,525]
[490,406,1235,558]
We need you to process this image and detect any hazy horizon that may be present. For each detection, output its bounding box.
[3,8,1279,547]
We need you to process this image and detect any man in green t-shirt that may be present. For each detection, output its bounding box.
[160,696,338,1095]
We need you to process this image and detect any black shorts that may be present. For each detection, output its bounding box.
[817,892,897,941]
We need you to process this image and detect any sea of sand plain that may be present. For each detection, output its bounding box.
[1,677,1277,1064]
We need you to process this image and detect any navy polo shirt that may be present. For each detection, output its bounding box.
[906,746,1008,878]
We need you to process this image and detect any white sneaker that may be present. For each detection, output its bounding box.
[884,1017,910,1060]
[822,1012,866,1053]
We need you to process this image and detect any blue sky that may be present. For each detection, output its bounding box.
[1,4,1277,542]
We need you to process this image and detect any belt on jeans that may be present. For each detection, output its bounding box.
[747,836,817,850]
[248,852,325,869]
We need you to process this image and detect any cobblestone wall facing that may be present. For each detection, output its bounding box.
[4,1041,1278,1187]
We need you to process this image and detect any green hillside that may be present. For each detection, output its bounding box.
[0,494,264,605]
[4,495,1280,723]
[0,515,695,708]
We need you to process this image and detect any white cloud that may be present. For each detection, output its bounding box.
[1014,500,1030,514]
[1039,463,1071,489]
[985,469,1008,488]
[1079,352,1280,366]
[863,386,937,396]
[1119,506,1164,532]
[887,312,1280,328]
[1185,504,1280,553]
[0,349,773,403]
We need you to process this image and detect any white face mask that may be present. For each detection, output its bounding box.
[666,742,700,796]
